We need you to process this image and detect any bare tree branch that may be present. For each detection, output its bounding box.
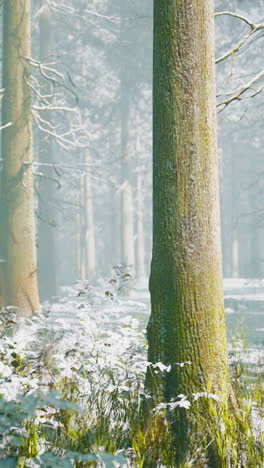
[33,170,61,189]
[45,0,120,40]
[0,89,13,130]
[0,122,12,131]
[47,0,115,21]
[25,57,79,104]
[215,11,257,27]
[22,55,90,150]
[217,69,264,110]
[215,11,264,64]
[33,110,87,150]
[33,104,79,113]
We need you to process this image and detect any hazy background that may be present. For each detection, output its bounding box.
[2,0,264,299]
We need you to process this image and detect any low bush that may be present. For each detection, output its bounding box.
[0,282,263,467]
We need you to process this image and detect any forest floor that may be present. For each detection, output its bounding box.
[1,274,263,401]
[0,276,263,466]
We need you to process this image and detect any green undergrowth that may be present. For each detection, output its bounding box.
[0,292,263,467]
[0,366,263,467]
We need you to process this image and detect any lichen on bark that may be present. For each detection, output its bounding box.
[146,0,230,461]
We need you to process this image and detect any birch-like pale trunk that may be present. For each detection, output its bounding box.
[136,173,146,279]
[249,158,262,278]
[38,1,57,300]
[84,153,96,278]
[0,0,40,315]
[120,81,135,270]
[77,181,85,280]
[232,234,240,279]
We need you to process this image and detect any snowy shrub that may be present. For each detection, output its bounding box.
[0,282,263,467]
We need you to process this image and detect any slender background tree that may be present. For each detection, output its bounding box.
[37,1,57,301]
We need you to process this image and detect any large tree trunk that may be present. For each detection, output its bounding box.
[147,0,230,459]
[38,1,57,301]
[0,0,40,315]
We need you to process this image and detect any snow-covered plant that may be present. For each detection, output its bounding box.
[0,280,263,467]
[109,264,135,296]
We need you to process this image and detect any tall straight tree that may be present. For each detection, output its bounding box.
[83,152,96,278]
[38,1,57,300]
[0,0,40,315]
[147,0,230,459]
[120,76,135,271]
[119,3,135,272]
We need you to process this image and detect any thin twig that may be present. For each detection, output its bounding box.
[33,170,61,189]
[217,69,264,110]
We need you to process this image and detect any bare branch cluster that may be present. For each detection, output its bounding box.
[217,70,264,111]
[215,11,264,109]
[215,11,264,64]
[46,0,117,22]
[44,0,120,40]
[24,57,88,149]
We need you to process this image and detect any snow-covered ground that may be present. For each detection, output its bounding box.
[0,277,262,466]
[1,276,263,401]
[49,277,264,373]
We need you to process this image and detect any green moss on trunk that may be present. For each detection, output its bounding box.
[147,0,230,462]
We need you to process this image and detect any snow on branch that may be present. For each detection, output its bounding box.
[215,11,264,64]
[215,11,258,27]
[33,110,87,150]
[217,69,264,111]
[0,121,12,131]
[0,89,12,131]
[33,169,61,189]
[25,57,79,104]
[23,56,89,150]
[47,0,118,23]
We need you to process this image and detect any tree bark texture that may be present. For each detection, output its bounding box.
[0,0,40,315]
[147,0,230,403]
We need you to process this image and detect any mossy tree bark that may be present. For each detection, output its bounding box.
[147,0,230,459]
[0,0,40,315]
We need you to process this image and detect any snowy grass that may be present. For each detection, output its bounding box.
[0,279,263,467]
